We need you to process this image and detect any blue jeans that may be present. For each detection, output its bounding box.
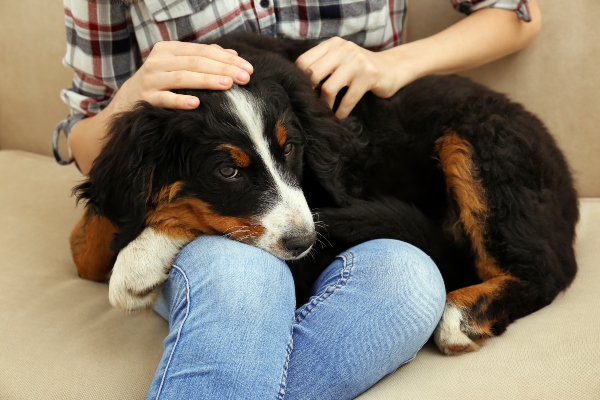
[147,236,445,400]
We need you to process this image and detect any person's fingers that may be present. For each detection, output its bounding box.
[209,43,238,55]
[295,39,341,85]
[158,56,251,85]
[149,91,200,110]
[319,63,355,110]
[295,39,332,70]
[302,51,343,89]
[334,77,370,119]
[152,41,253,73]
[162,70,238,90]
[296,37,349,69]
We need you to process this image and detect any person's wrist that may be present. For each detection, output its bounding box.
[390,43,431,80]
[109,80,135,114]
[377,45,428,97]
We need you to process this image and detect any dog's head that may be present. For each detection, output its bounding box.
[76,51,354,260]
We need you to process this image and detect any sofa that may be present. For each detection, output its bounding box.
[1,0,598,398]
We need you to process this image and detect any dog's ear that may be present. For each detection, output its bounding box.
[278,70,366,205]
[74,102,182,251]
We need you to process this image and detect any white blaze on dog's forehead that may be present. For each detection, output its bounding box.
[224,87,297,194]
[225,87,314,258]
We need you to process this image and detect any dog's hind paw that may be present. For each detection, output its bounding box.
[434,303,482,356]
[108,227,188,313]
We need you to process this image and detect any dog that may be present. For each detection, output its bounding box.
[70,33,579,356]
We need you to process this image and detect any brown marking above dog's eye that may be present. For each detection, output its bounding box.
[275,120,287,148]
[217,144,251,167]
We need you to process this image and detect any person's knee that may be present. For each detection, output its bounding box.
[173,235,295,312]
[350,239,446,324]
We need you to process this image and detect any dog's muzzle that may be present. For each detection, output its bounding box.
[282,231,317,258]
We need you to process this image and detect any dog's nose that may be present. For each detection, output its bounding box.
[282,231,316,257]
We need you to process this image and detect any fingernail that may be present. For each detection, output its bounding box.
[240,61,253,73]
[236,70,250,82]
[219,76,232,86]
[186,97,199,107]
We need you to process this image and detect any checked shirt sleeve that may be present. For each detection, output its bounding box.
[54,0,140,164]
[449,0,532,22]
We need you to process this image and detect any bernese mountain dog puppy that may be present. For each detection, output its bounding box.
[70,33,579,356]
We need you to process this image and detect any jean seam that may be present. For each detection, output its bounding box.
[277,319,295,400]
[154,264,190,400]
[294,251,355,325]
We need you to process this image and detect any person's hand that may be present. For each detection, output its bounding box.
[295,37,412,119]
[112,41,254,112]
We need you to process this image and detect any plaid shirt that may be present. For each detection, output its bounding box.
[54,0,531,164]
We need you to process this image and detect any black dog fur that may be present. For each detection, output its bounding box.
[74,33,578,354]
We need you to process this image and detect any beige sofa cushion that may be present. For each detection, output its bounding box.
[0,151,167,399]
[1,150,599,399]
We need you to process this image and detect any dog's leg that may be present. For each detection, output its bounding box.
[314,198,473,285]
[108,226,194,313]
[433,133,577,355]
[70,209,117,282]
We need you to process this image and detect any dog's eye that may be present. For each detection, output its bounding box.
[219,166,239,179]
[283,143,294,156]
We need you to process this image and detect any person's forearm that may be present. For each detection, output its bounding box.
[68,101,120,175]
[388,1,542,81]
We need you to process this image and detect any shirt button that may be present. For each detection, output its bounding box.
[259,0,270,8]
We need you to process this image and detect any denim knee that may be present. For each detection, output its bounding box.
[345,239,446,338]
[170,235,296,319]
[353,239,443,291]
[284,239,447,399]
[151,236,297,400]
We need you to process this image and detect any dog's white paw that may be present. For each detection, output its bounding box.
[108,227,190,313]
[434,302,481,356]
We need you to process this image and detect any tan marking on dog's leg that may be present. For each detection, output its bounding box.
[435,133,519,355]
[70,209,117,282]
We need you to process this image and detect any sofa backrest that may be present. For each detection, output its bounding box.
[0,0,597,196]
[406,0,600,197]
[0,1,73,157]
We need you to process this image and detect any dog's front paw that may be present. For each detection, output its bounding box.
[108,253,170,314]
[434,302,482,356]
[108,228,189,313]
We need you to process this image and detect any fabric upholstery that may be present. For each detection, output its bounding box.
[0,151,167,399]
[1,0,598,196]
[0,151,599,399]
[1,0,599,398]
